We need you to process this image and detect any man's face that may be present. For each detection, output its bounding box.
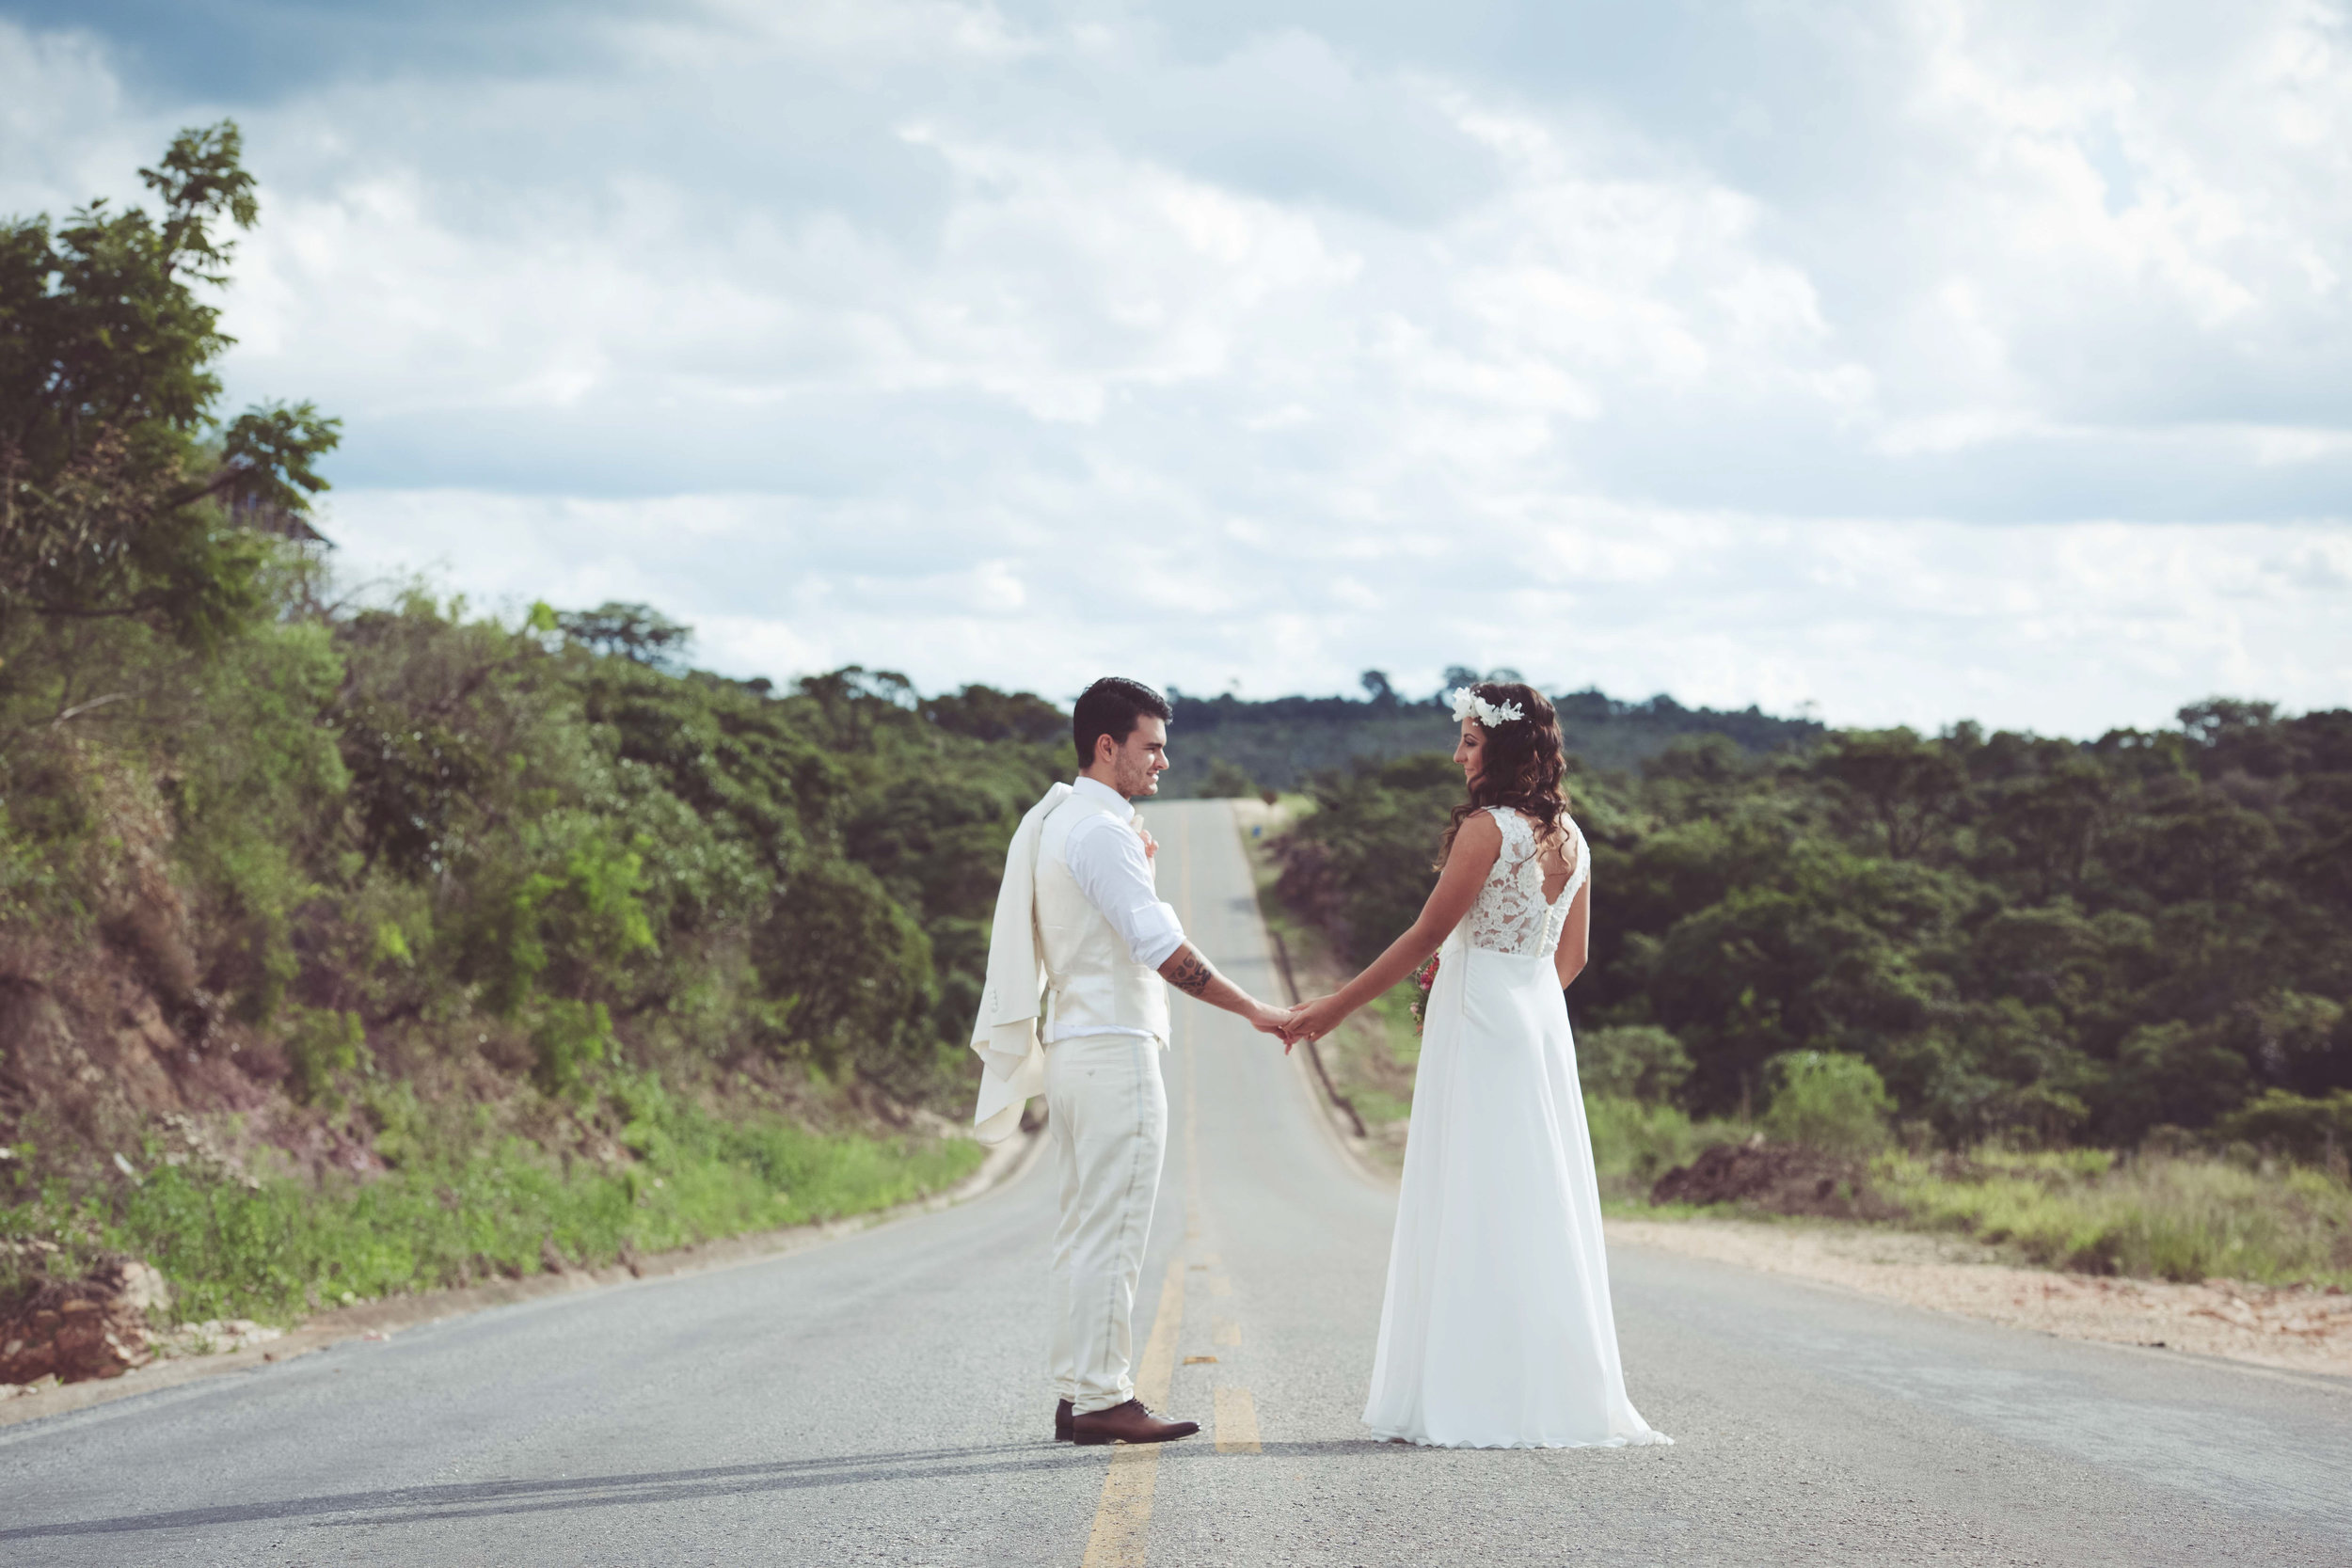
[1100,716,1169,799]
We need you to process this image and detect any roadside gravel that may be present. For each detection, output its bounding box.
[1609,1215,2352,1381]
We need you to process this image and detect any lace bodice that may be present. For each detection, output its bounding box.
[1464,807,1585,957]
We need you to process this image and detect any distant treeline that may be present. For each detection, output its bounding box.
[1156,670,1823,798]
[1275,708,2352,1157]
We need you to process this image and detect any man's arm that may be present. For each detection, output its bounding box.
[1159,942,1289,1037]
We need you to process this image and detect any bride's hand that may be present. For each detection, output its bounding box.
[1285,993,1347,1046]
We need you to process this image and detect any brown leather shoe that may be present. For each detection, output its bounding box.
[1055,1399,1073,1441]
[1071,1400,1200,1446]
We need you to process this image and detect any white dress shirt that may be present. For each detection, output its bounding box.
[1045,777,1187,1043]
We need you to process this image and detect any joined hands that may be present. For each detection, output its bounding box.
[1247,1000,1300,1053]
[1239,994,1349,1054]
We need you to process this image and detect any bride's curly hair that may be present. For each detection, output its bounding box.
[1437,681,1571,868]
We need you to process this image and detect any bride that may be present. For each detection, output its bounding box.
[1284,682,1672,1450]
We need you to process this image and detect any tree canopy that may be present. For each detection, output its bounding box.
[0,121,339,654]
[1279,709,2352,1150]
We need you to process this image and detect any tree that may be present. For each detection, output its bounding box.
[1199,757,1256,799]
[554,601,693,670]
[0,122,339,656]
[2179,698,2278,749]
[924,684,1065,746]
[1995,759,2110,899]
[1812,728,1963,860]
[795,665,918,750]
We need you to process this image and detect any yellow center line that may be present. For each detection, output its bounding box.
[1178,823,1200,1243]
[1214,1387,1262,1453]
[1082,814,1198,1568]
[1080,808,1268,1567]
[1081,1252,1184,1568]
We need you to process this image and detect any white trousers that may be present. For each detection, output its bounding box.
[1045,1031,1168,1416]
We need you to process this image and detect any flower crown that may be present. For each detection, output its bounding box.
[1449,687,1525,727]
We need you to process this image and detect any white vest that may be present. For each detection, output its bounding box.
[1035,791,1172,1046]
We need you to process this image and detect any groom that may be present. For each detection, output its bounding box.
[969,676,1293,1445]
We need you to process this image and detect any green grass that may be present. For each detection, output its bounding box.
[1581,1101,2352,1289]
[1364,983,1422,1070]
[1877,1147,2352,1288]
[1,1091,985,1325]
[1348,1086,1413,1125]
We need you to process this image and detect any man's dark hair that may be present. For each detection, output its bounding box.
[1073,677,1172,767]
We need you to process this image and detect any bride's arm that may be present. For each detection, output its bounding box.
[1553,880,1591,989]
[1287,813,1502,1041]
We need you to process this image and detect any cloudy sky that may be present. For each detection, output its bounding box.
[5,1,2348,733]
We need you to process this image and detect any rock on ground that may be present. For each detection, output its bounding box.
[0,1256,171,1385]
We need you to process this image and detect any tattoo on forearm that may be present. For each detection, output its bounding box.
[1164,947,1215,998]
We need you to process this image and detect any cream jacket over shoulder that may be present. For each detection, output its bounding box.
[968,783,1068,1143]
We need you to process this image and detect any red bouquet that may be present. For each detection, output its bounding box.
[1407,956,1439,1033]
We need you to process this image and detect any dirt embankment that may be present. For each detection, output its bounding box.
[0,757,389,1194]
[1648,1136,1905,1221]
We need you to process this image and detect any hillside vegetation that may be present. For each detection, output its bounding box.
[0,127,1062,1345]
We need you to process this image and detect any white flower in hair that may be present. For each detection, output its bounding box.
[1449,687,1526,727]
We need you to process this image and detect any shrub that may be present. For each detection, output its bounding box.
[284,1007,364,1104]
[1198,757,1256,799]
[1578,1025,1692,1104]
[1762,1050,1894,1157]
[2216,1089,2352,1169]
[530,999,613,1098]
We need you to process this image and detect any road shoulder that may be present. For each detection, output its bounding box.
[0,1126,1044,1433]
[1609,1212,2352,1384]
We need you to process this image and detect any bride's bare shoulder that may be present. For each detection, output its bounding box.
[1447,809,1505,857]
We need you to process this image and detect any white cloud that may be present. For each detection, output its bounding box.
[2,0,2346,736]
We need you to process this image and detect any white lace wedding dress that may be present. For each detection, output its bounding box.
[1362,807,1672,1449]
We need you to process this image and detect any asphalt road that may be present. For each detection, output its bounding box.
[5,801,2350,1566]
